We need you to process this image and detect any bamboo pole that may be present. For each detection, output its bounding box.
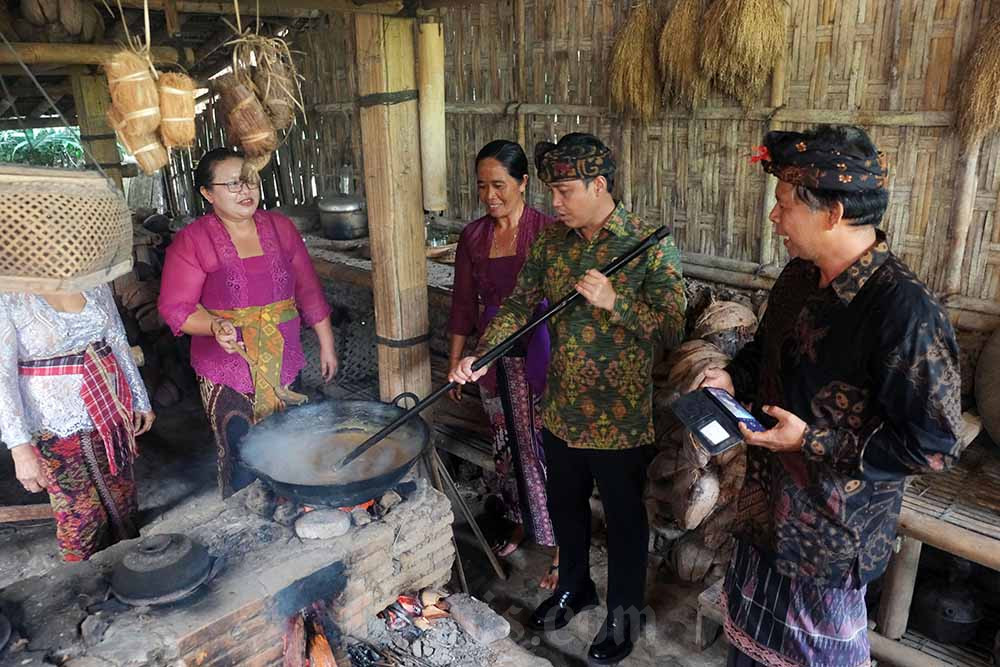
[354,14,432,404]
[71,74,123,189]
[758,10,787,267]
[0,43,179,66]
[898,507,1000,571]
[314,101,957,127]
[417,21,447,212]
[876,536,922,640]
[514,0,527,149]
[942,140,982,296]
[621,116,633,208]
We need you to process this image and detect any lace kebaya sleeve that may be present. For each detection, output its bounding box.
[0,296,33,449]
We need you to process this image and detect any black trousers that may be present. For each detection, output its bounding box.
[540,428,652,617]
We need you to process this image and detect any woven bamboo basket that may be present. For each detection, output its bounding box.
[0,165,133,293]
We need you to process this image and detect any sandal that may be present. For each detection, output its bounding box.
[539,562,559,590]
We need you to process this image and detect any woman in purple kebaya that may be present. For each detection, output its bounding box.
[447,140,558,588]
[158,148,336,498]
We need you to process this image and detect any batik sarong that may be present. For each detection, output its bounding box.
[36,429,138,561]
[722,539,871,667]
[479,355,555,547]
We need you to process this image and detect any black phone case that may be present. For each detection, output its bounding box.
[669,389,745,455]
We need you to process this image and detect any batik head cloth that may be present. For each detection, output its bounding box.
[535,134,616,184]
[751,129,889,192]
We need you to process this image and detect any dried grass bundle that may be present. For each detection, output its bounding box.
[21,0,58,26]
[608,1,662,123]
[957,16,1000,150]
[158,72,196,148]
[107,106,168,174]
[231,33,304,131]
[241,152,273,185]
[699,0,786,109]
[105,50,161,136]
[658,0,709,108]
[213,73,277,158]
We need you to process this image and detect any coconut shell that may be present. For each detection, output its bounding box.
[692,300,758,339]
[39,0,58,22]
[58,0,82,35]
[671,531,718,583]
[702,328,756,358]
[20,0,47,26]
[13,17,46,40]
[44,20,71,42]
[680,467,719,530]
[79,1,97,41]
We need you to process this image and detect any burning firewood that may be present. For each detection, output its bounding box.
[308,616,338,667]
[283,613,307,667]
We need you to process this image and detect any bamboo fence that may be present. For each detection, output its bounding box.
[178,0,1000,327]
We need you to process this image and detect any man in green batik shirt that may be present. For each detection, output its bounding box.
[450,132,685,664]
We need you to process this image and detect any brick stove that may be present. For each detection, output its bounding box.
[0,478,455,667]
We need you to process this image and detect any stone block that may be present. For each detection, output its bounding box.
[445,593,511,644]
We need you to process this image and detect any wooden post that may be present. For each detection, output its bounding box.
[355,14,432,403]
[759,4,788,266]
[942,139,981,296]
[71,74,123,190]
[514,0,527,149]
[876,536,922,640]
[417,20,447,212]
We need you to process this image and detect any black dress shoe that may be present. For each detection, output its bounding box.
[587,614,640,665]
[527,584,599,631]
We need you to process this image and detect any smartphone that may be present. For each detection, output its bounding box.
[704,386,766,433]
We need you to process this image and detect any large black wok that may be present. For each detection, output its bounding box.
[238,395,429,508]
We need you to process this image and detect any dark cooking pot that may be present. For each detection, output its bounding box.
[911,578,982,644]
[317,193,368,240]
[238,395,429,508]
[110,533,213,606]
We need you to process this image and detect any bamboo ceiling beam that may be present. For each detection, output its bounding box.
[115,0,405,17]
[0,43,180,66]
[0,116,75,130]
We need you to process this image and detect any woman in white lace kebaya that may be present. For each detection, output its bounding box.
[0,285,154,561]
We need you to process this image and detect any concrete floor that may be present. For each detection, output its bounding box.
[0,399,730,666]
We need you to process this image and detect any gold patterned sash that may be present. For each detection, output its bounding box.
[210,298,301,421]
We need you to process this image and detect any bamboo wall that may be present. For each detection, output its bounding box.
[184,0,1000,323]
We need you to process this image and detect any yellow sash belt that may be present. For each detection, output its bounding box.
[210,298,300,421]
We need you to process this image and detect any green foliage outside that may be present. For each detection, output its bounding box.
[0,127,85,168]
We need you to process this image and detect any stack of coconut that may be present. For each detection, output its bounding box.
[104,51,196,174]
[13,0,105,43]
[212,35,301,183]
[648,298,759,583]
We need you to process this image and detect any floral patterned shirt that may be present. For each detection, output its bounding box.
[477,202,686,449]
[727,232,964,585]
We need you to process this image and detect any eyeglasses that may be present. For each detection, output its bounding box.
[211,180,253,193]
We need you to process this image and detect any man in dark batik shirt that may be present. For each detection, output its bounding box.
[451,133,686,664]
[701,125,964,667]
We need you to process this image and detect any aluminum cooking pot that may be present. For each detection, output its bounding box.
[317,193,368,240]
[238,395,429,508]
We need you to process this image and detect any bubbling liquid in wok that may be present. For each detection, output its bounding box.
[239,402,423,486]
